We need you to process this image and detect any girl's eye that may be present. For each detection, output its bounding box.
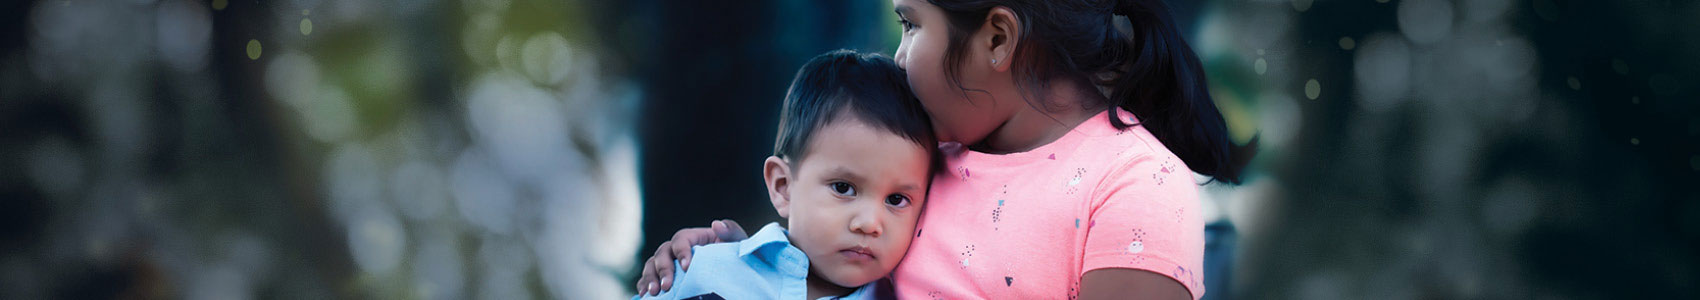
[830,182,856,196]
[885,194,912,208]
[898,19,915,32]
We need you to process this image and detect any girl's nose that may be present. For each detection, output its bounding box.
[893,44,909,69]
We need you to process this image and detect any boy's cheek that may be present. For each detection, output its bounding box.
[884,222,919,258]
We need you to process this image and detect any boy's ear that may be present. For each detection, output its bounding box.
[763,156,794,218]
[980,6,1020,72]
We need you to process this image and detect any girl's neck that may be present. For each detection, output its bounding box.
[805,273,854,299]
[971,80,1104,154]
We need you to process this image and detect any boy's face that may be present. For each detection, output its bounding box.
[765,116,931,288]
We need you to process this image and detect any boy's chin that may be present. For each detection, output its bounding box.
[820,267,883,288]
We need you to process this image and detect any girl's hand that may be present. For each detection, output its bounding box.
[635,219,749,296]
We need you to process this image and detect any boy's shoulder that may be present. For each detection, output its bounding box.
[692,222,798,270]
[687,241,743,263]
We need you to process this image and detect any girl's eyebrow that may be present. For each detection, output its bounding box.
[894,5,914,17]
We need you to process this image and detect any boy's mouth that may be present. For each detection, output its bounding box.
[839,246,876,262]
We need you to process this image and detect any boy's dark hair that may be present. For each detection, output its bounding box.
[773,50,937,168]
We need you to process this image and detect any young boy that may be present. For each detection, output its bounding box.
[636,50,938,300]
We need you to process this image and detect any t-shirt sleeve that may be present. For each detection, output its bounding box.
[1081,152,1206,299]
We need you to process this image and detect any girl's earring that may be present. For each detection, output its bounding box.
[991,58,998,65]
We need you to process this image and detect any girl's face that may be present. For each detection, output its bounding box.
[892,0,1009,146]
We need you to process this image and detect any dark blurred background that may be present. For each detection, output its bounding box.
[1,0,1696,299]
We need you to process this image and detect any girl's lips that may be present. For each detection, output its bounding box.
[840,247,875,262]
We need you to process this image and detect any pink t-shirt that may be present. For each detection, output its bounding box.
[892,108,1205,299]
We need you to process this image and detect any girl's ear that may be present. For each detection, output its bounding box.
[979,6,1021,72]
[763,156,794,218]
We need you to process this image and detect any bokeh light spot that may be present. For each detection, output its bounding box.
[1339,37,1356,50]
[212,0,227,10]
[300,18,313,36]
[1353,34,1412,113]
[348,209,406,275]
[1255,58,1268,75]
[246,39,262,60]
[1566,76,1581,90]
[1305,79,1321,100]
[157,0,213,72]
[1398,0,1454,45]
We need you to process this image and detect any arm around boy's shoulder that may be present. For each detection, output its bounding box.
[632,258,692,300]
[632,243,758,300]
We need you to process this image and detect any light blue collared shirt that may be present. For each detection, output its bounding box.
[636,222,877,300]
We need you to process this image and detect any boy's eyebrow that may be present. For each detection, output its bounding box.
[826,167,920,193]
[828,166,867,183]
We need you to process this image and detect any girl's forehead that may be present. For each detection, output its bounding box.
[893,0,931,15]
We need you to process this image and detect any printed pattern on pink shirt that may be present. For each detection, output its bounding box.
[892,109,1205,299]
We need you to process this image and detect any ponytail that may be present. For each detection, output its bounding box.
[1107,0,1255,184]
[927,0,1255,184]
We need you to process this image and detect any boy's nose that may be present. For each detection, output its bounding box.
[849,207,883,238]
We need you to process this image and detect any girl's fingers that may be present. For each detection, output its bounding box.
[670,227,717,271]
[712,219,749,242]
[653,241,678,295]
[656,247,677,291]
[665,232,698,290]
[637,251,660,295]
[648,224,734,293]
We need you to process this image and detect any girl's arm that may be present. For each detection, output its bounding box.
[1079,268,1192,300]
[635,220,748,296]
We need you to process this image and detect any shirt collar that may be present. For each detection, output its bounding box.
[737,222,793,258]
[829,278,880,300]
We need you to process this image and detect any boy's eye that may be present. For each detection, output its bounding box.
[830,182,856,196]
[885,194,911,208]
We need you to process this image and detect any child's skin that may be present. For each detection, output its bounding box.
[762,111,931,299]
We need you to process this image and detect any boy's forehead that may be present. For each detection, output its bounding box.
[805,114,890,152]
[796,111,881,155]
[784,102,933,177]
[796,119,928,172]
[792,117,873,163]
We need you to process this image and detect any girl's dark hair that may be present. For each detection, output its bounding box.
[773,49,938,168]
[927,0,1255,184]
